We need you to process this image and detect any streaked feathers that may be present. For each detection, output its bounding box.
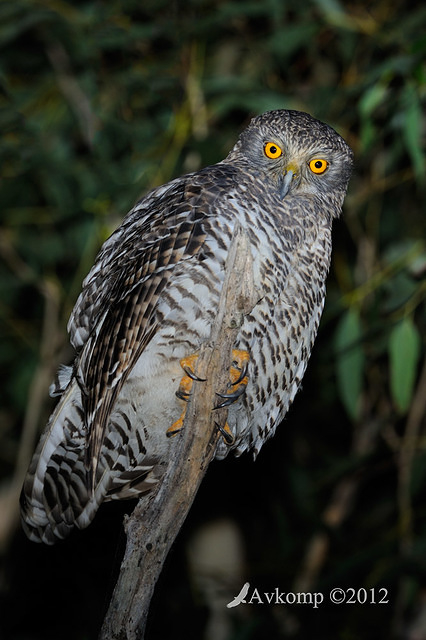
[21,110,353,543]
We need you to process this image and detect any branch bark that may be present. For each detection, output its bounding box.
[99,225,255,640]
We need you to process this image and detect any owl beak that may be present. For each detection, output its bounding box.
[279,165,297,199]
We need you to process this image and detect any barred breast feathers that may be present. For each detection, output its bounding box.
[69,161,337,484]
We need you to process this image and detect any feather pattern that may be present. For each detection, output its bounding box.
[21,110,353,543]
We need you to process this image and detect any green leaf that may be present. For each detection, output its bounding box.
[389,317,421,413]
[402,85,426,182]
[313,0,353,29]
[359,83,388,119]
[334,308,364,420]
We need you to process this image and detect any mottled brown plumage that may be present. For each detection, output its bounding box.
[21,110,353,544]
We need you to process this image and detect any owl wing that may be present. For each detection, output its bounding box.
[67,168,228,486]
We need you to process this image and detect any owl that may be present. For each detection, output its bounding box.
[21,110,353,544]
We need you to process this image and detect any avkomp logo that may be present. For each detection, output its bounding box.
[226,583,324,609]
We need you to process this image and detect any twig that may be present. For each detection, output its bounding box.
[99,226,255,640]
[45,40,98,147]
[392,356,426,634]
[397,355,426,552]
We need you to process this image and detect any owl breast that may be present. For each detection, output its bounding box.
[222,193,332,457]
[119,182,333,463]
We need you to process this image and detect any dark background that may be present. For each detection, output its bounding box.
[1,1,425,638]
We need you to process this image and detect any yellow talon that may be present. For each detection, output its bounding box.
[167,414,185,437]
[229,348,250,386]
[176,374,193,398]
[217,421,235,445]
[214,349,250,443]
[180,354,200,376]
[167,354,203,436]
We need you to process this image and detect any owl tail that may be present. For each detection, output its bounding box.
[20,373,108,545]
[21,368,160,544]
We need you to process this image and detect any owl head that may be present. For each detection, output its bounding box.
[225,109,353,207]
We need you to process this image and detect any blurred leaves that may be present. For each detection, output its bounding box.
[335,308,364,420]
[402,84,425,181]
[389,317,421,413]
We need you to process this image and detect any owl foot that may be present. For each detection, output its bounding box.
[214,349,250,410]
[167,350,249,441]
[167,355,206,437]
[213,349,249,447]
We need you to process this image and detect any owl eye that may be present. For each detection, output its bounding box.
[264,142,283,159]
[309,158,328,174]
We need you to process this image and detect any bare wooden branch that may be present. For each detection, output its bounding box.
[397,355,426,552]
[99,226,255,640]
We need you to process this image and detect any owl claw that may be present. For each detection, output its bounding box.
[182,365,206,382]
[175,389,190,402]
[229,349,250,385]
[167,414,184,437]
[174,355,203,400]
[214,384,247,409]
[213,348,250,410]
[168,354,205,436]
[231,360,248,386]
[215,421,235,445]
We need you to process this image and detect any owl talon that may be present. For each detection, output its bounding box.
[228,349,250,390]
[214,384,247,409]
[231,360,248,386]
[168,354,205,435]
[175,389,190,402]
[215,421,235,445]
[215,385,247,401]
[167,414,184,437]
[214,349,250,410]
[182,365,206,382]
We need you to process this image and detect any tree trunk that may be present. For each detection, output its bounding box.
[99,225,255,639]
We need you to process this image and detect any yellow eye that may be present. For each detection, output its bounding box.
[264,142,283,159]
[309,158,328,174]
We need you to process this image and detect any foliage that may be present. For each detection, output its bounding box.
[1,0,425,638]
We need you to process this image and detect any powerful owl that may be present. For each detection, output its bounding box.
[21,110,353,544]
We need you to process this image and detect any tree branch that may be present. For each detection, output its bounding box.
[99,225,255,640]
